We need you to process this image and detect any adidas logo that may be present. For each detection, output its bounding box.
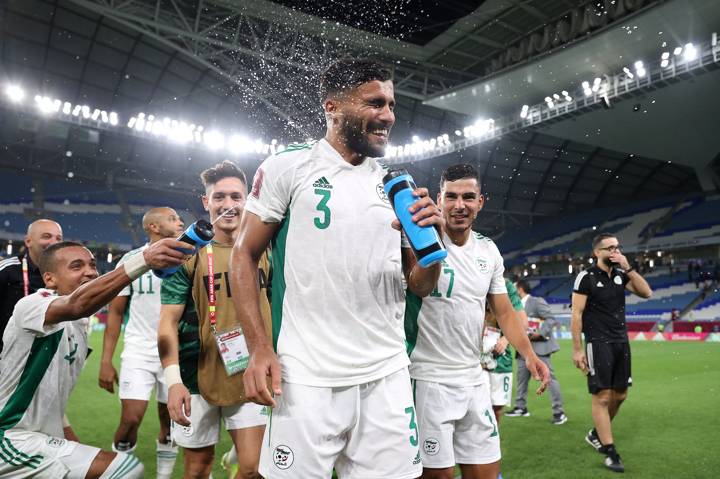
[313,176,333,189]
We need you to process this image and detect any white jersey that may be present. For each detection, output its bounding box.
[116,245,162,361]
[245,139,408,387]
[0,290,89,438]
[408,231,507,386]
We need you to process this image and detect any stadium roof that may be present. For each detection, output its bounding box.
[1,0,717,234]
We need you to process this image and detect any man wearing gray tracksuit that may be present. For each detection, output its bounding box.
[505,279,568,425]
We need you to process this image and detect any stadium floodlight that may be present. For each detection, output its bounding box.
[62,102,71,115]
[455,130,462,137]
[109,112,118,126]
[568,264,573,274]
[657,251,663,257]
[412,135,420,142]
[661,52,670,60]
[5,84,25,103]
[520,104,529,119]
[588,258,594,264]
[552,93,560,100]
[227,134,251,155]
[523,269,528,277]
[204,130,225,150]
[72,105,81,117]
[531,263,536,270]
[713,32,717,47]
[661,59,670,68]
[673,46,683,56]
[684,43,697,61]
[6,242,11,255]
[81,105,91,119]
[649,259,655,268]
[127,117,136,128]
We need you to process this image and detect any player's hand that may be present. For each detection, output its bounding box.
[525,353,550,395]
[63,425,80,442]
[142,238,194,269]
[609,252,631,270]
[243,345,282,407]
[391,188,445,231]
[98,361,119,393]
[167,383,192,426]
[493,336,508,355]
[572,349,589,375]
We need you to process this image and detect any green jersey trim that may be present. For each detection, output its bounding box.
[505,279,523,312]
[404,291,423,355]
[0,329,64,437]
[271,211,291,351]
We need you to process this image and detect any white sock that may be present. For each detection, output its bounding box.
[156,439,178,479]
[99,452,144,478]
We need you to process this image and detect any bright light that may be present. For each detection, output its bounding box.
[107,252,113,263]
[520,104,529,119]
[657,251,663,257]
[661,59,669,68]
[523,269,528,277]
[684,43,697,61]
[623,67,634,79]
[636,68,646,78]
[5,84,25,103]
[634,60,644,69]
[649,259,655,268]
[581,81,590,89]
[568,264,573,274]
[661,52,670,60]
[5,243,11,255]
[203,130,225,150]
[588,258,594,264]
[412,135,420,142]
[531,263,536,270]
[109,112,118,126]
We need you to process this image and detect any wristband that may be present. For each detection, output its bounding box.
[164,364,183,388]
[625,267,635,274]
[123,251,149,281]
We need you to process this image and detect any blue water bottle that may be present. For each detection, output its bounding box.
[383,169,447,268]
[152,220,214,278]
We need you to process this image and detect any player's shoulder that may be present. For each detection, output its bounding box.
[0,256,21,273]
[269,140,317,161]
[472,231,501,252]
[116,246,145,265]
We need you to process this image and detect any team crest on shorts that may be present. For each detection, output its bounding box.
[376,183,389,203]
[46,437,66,448]
[475,258,489,274]
[273,445,294,470]
[423,437,440,456]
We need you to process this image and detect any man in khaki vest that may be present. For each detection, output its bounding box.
[159,161,271,478]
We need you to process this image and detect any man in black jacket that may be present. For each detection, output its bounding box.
[0,219,63,352]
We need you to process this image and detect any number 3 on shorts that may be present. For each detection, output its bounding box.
[404,406,419,446]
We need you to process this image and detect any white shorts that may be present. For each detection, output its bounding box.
[259,368,422,479]
[487,371,513,407]
[0,429,109,478]
[413,380,501,468]
[119,356,168,403]
[171,394,268,449]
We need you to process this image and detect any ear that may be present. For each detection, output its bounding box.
[43,271,57,289]
[324,98,342,124]
[201,194,209,212]
[436,191,442,208]
[24,236,31,248]
[477,193,485,212]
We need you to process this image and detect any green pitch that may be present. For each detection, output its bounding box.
[67,336,720,478]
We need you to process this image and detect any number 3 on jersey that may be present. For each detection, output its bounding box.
[314,188,331,229]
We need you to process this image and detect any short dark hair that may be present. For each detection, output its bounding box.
[39,241,87,274]
[592,233,616,250]
[440,164,481,190]
[320,58,393,101]
[200,161,247,190]
[515,279,531,294]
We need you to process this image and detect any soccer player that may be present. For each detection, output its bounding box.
[406,164,550,479]
[230,58,443,478]
[483,278,527,425]
[572,233,652,472]
[98,207,185,478]
[0,238,188,477]
[159,161,271,479]
[0,219,63,352]
[506,279,567,425]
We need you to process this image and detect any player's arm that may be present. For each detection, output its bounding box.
[44,239,189,325]
[230,211,281,407]
[98,295,127,393]
[625,271,652,298]
[158,301,192,426]
[399,187,443,297]
[488,293,550,394]
[571,292,588,374]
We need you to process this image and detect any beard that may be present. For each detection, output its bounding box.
[603,256,616,267]
[339,115,387,158]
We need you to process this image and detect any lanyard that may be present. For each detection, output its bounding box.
[21,255,29,297]
[206,244,217,332]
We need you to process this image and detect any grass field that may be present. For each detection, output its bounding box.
[67,336,720,478]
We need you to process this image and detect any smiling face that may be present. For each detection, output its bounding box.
[327,80,396,158]
[202,176,247,235]
[438,177,484,234]
[42,246,98,296]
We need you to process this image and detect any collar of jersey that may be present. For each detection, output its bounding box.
[318,138,373,170]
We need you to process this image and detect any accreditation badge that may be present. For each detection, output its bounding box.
[214,326,250,376]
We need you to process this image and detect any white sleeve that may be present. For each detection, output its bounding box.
[488,243,508,295]
[13,293,64,337]
[245,154,295,223]
[114,253,132,297]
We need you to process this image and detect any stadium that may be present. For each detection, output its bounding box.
[1,0,719,478]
